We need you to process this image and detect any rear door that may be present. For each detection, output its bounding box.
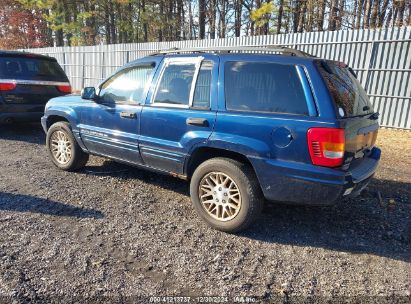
[139,55,218,174]
[315,60,379,162]
[0,55,70,113]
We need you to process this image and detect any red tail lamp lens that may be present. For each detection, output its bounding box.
[307,128,345,167]
[57,85,72,93]
[0,82,16,91]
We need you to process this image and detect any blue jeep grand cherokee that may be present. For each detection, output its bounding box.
[41,47,381,232]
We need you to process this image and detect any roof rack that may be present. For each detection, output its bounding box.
[150,46,315,57]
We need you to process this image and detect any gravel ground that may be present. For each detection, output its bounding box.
[0,124,410,303]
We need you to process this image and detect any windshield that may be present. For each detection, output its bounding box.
[0,56,68,82]
[316,60,374,118]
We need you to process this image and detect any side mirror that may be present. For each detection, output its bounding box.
[81,87,97,100]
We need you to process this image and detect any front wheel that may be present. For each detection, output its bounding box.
[190,158,263,233]
[46,121,89,171]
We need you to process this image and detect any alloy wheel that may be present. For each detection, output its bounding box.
[198,172,242,221]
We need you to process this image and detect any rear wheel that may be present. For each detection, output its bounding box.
[46,121,89,171]
[190,157,263,232]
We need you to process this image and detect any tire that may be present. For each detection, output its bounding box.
[190,157,263,233]
[46,121,89,171]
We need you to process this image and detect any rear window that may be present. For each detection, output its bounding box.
[224,61,308,115]
[0,56,68,82]
[316,60,374,117]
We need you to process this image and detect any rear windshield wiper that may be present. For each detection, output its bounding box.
[369,112,379,120]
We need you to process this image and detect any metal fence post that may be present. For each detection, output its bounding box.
[62,50,66,72]
[82,52,86,88]
[364,41,377,92]
[101,51,105,80]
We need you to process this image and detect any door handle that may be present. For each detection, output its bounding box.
[120,112,137,119]
[186,118,209,127]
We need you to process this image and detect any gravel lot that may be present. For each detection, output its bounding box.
[0,124,410,303]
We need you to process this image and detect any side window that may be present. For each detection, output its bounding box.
[225,61,309,115]
[153,63,196,106]
[0,59,23,78]
[99,64,154,104]
[192,61,213,109]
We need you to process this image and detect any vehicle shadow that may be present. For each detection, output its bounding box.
[0,123,44,144]
[82,160,190,197]
[0,192,104,219]
[82,160,411,263]
[239,179,411,263]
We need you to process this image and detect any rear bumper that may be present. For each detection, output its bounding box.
[0,112,43,124]
[251,147,381,205]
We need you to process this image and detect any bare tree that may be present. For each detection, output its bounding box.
[199,0,206,39]
[378,0,390,27]
[317,0,326,30]
[329,0,339,31]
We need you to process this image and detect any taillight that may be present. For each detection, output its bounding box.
[0,82,16,91]
[307,128,345,167]
[56,84,71,93]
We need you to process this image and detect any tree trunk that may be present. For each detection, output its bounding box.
[378,0,389,27]
[109,0,116,44]
[199,0,206,39]
[116,2,123,43]
[392,4,398,27]
[317,0,326,31]
[297,0,306,32]
[385,6,392,27]
[188,0,194,39]
[408,0,411,25]
[328,0,339,31]
[142,0,148,42]
[356,0,364,29]
[370,0,379,28]
[234,0,243,37]
[158,2,163,41]
[364,0,373,28]
[352,0,358,28]
[177,0,183,40]
[397,0,406,26]
[305,0,314,32]
[337,0,345,30]
[277,0,284,33]
[219,0,227,38]
[209,0,217,38]
[104,3,111,44]
[62,0,72,45]
[293,0,301,33]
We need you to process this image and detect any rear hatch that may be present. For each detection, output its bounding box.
[0,54,70,112]
[316,60,379,167]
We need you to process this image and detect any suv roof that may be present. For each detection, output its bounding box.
[0,50,56,61]
[150,46,315,58]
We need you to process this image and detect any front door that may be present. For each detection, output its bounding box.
[139,55,219,174]
[79,62,156,165]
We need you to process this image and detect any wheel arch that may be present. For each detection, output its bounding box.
[185,146,260,183]
[44,110,87,152]
[46,115,70,130]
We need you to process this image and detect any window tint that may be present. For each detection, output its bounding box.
[0,57,68,81]
[225,61,308,115]
[193,61,213,108]
[316,60,374,117]
[99,64,154,104]
[154,63,196,106]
